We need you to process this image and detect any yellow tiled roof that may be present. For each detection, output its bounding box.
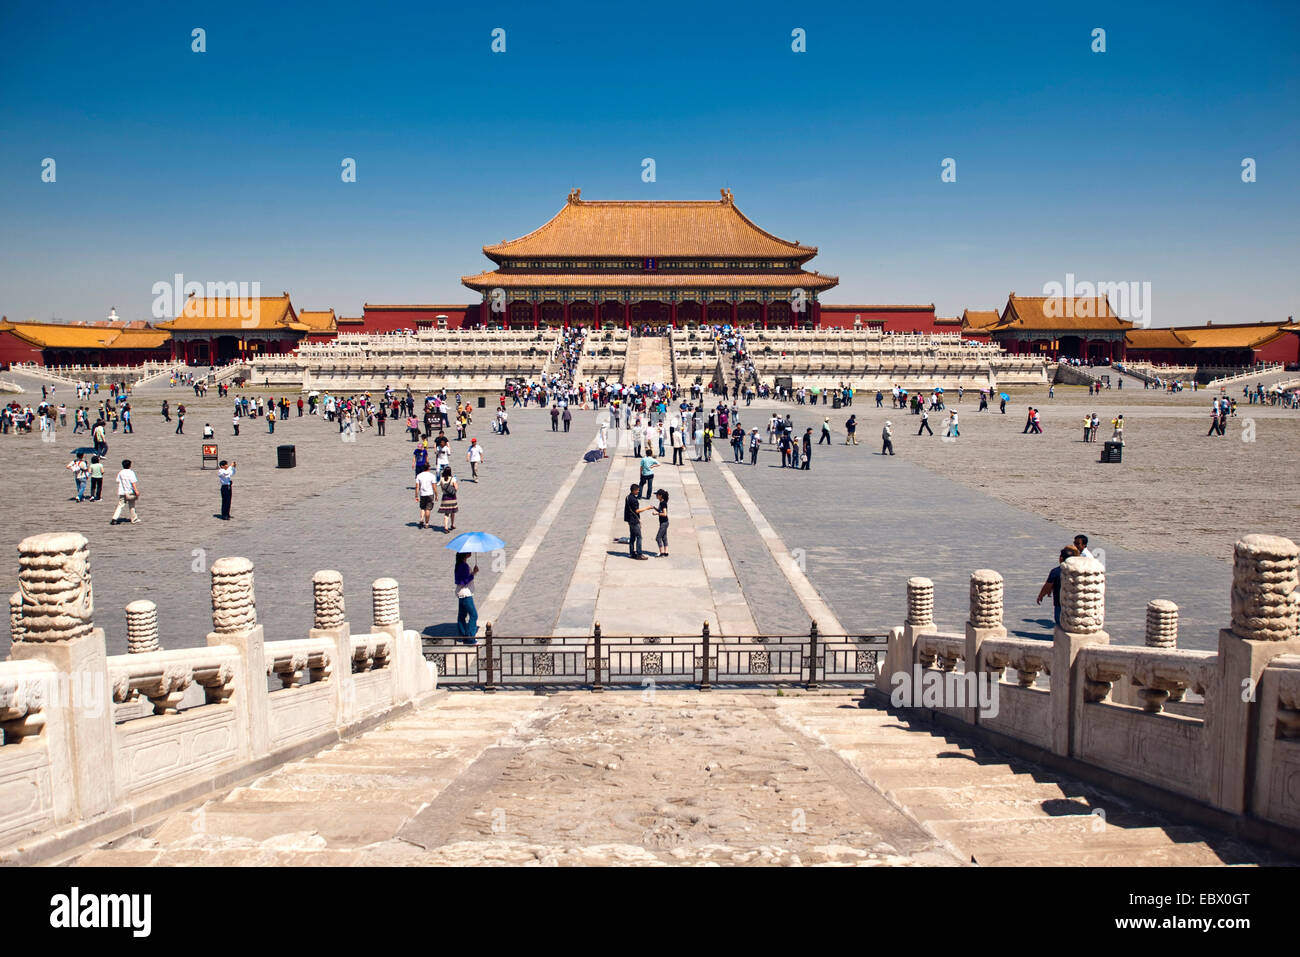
[157,293,299,332]
[992,295,1133,332]
[1127,321,1300,350]
[961,309,1002,331]
[0,320,170,350]
[483,189,819,261]
[461,270,838,292]
[297,309,337,332]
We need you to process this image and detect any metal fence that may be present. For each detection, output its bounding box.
[422,622,888,691]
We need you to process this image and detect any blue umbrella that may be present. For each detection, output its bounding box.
[444,531,506,553]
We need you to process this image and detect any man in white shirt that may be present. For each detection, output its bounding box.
[111,459,140,524]
[415,466,437,529]
[466,439,483,481]
[218,460,236,520]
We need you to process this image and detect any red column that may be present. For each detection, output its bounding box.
[760,303,768,328]
[624,303,631,328]
[563,302,570,328]
[670,302,677,328]
[729,301,737,326]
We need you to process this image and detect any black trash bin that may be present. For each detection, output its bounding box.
[277,444,296,468]
[1101,441,1123,464]
[477,396,486,408]
[832,395,842,409]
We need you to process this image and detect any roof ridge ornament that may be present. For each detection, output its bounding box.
[720,188,734,204]
[568,188,582,204]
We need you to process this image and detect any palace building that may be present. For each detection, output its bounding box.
[460,189,838,328]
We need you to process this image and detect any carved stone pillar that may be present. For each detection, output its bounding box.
[965,569,1007,723]
[9,591,23,643]
[1145,600,1178,649]
[206,556,267,758]
[312,570,346,630]
[1052,555,1110,757]
[372,578,400,629]
[8,532,115,821]
[310,569,355,723]
[1213,535,1300,812]
[125,600,160,654]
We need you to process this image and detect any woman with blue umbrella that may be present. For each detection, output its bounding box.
[446,532,505,643]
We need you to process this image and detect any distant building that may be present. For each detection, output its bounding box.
[0,317,171,367]
[1126,320,1300,368]
[156,293,305,364]
[460,188,838,328]
[975,294,1133,362]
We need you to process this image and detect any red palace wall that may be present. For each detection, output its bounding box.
[818,305,940,333]
[360,305,480,333]
[0,330,45,367]
[1256,333,1300,366]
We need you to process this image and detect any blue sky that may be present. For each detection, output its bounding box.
[0,0,1296,326]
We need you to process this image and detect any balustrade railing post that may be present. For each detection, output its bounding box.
[592,622,604,693]
[806,620,820,690]
[483,623,496,693]
[700,621,712,692]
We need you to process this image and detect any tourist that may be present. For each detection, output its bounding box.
[881,421,895,456]
[624,483,646,560]
[463,437,483,481]
[979,391,988,412]
[1073,534,1094,559]
[202,423,214,439]
[162,399,171,422]
[1036,546,1079,628]
[87,455,104,501]
[454,552,479,643]
[218,459,236,520]
[551,404,560,432]
[414,441,429,478]
[1111,414,1125,442]
[1090,412,1100,442]
[562,406,572,432]
[845,414,857,445]
[749,427,760,465]
[66,453,88,502]
[946,410,959,438]
[415,463,436,528]
[918,408,933,436]
[597,423,609,459]
[641,489,670,557]
[266,407,276,433]
[1082,413,1092,442]
[110,459,140,525]
[999,394,1007,414]
[778,427,793,467]
[640,448,660,499]
[437,466,459,532]
[731,427,745,462]
[801,427,812,470]
[175,404,185,434]
[232,412,241,436]
[820,417,832,444]
[1022,408,1035,434]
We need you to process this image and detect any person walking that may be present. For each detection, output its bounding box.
[946,410,959,438]
[917,408,933,436]
[881,421,895,456]
[562,407,572,432]
[175,404,185,434]
[639,449,659,499]
[66,453,89,502]
[1022,407,1035,434]
[110,459,140,524]
[161,400,170,423]
[819,417,832,444]
[436,466,459,532]
[551,405,560,432]
[624,483,646,559]
[1036,546,1078,627]
[217,459,236,520]
[670,424,684,465]
[845,414,858,445]
[466,438,483,481]
[415,464,437,529]
[454,552,479,643]
[731,427,745,462]
[749,428,760,465]
[87,455,104,501]
[266,408,275,433]
[801,428,812,470]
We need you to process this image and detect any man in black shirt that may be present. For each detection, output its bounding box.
[624,484,647,559]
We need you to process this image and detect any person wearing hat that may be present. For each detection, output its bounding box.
[819,417,832,444]
[881,421,895,456]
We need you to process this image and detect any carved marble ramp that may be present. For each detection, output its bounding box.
[777,696,1280,866]
[66,691,963,866]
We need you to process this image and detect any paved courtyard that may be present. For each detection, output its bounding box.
[2,374,1297,655]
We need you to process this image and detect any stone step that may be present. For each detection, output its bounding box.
[151,800,416,847]
[982,839,1265,867]
[890,781,1095,805]
[930,819,1208,857]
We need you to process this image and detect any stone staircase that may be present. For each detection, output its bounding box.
[623,336,670,385]
[776,696,1279,866]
